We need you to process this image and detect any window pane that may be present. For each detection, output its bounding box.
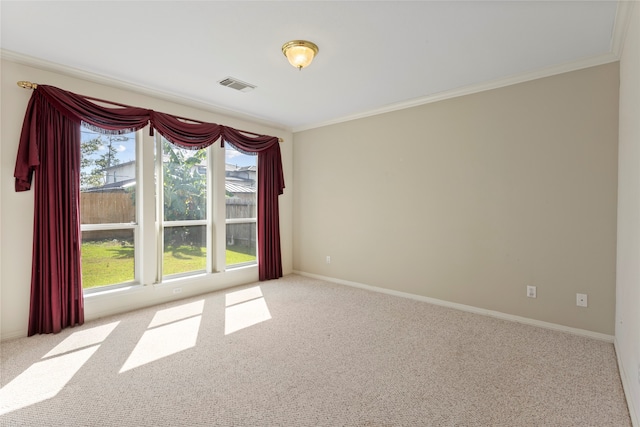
[226,223,257,266]
[81,230,135,289]
[225,144,257,267]
[163,140,207,221]
[225,146,256,219]
[163,225,207,276]
[80,127,136,224]
[80,190,136,224]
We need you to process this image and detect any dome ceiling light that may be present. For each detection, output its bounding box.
[282,40,319,70]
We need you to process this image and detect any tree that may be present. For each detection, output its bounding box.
[95,135,125,183]
[81,136,103,189]
[80,134,128,189]
[163,141,207,246]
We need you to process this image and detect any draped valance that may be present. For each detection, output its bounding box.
[15,85,284,192]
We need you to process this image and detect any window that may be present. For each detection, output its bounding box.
[79,126,137,291]
[160,138,209,278]
[79,128,260,292]
[225,145,257,267]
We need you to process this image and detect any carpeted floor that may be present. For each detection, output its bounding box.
[0,274,631,426]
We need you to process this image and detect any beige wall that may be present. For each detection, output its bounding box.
[293,62,619,335]
[0,59,293,340]
[616,2,640,424]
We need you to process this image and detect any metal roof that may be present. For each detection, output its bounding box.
[225,182,255,194]
[83,178,255,194]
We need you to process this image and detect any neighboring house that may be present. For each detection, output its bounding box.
[102,160,136,185]
[88,162,256,195]
[82,178,135,194]
[226,164,256,188]
[226,164,256,202]
[225,181,255,203]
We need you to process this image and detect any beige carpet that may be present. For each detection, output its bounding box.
[0,274,631,426]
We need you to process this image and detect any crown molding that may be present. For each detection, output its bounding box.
[294,1,633,133]
[1,45,620,136]
[293,51,620,133]
[4,0,630,137]
[292,1,633,133]
[0,49,290,133]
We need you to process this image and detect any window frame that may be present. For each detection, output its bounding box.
[156,135,214,280]
[81,127,261,295]
[224,145,258,269]
[80,127,140,294]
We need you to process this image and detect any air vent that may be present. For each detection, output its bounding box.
[218,77,256,92]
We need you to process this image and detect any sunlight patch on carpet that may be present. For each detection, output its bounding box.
[225,286,271,335]
[119,301,204,373]
[44,321,120,358]
[225,286,264,306]
[0,322,120,415]
[148,300,205,328]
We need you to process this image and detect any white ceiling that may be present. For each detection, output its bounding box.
[0,1,624,132]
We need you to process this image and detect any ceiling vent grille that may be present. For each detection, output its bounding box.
[218,77,256,92]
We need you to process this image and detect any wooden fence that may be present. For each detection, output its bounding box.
[80,191,256,248]
[226,197,256,251]
[81,191,135,225]
[80,191,134,240]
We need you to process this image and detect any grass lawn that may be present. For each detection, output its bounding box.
[81,240,256,289]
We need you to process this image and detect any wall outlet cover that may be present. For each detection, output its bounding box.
[576,293,588,307]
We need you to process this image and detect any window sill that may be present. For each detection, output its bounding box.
[83,283,145,300]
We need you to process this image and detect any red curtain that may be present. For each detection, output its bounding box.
[151,111,286,280]
[15,85,285,335]
[15,90,84,335]
[222,129,285,280]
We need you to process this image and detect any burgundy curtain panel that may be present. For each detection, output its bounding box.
[15,85,285,335]
[221,131,285,280]
[14,91,84,335]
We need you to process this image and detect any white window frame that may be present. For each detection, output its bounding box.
[224,145,258,270]
[82,128,262,295]
[156,135,214,280]
[81,129,140,294]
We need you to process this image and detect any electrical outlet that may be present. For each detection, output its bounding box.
[527,285,537,298]
[326,256,331,264]
[173,287,182,294]
[576,293,588,307]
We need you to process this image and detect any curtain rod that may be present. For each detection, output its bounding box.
[17,81,284,143]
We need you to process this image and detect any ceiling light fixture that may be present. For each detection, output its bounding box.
[282,40,319,70]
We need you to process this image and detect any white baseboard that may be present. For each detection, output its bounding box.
[293,270,614,343]
[0,329,27,341]
[615,338,639,427]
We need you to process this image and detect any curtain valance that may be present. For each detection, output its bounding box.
[15,85,284,190]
